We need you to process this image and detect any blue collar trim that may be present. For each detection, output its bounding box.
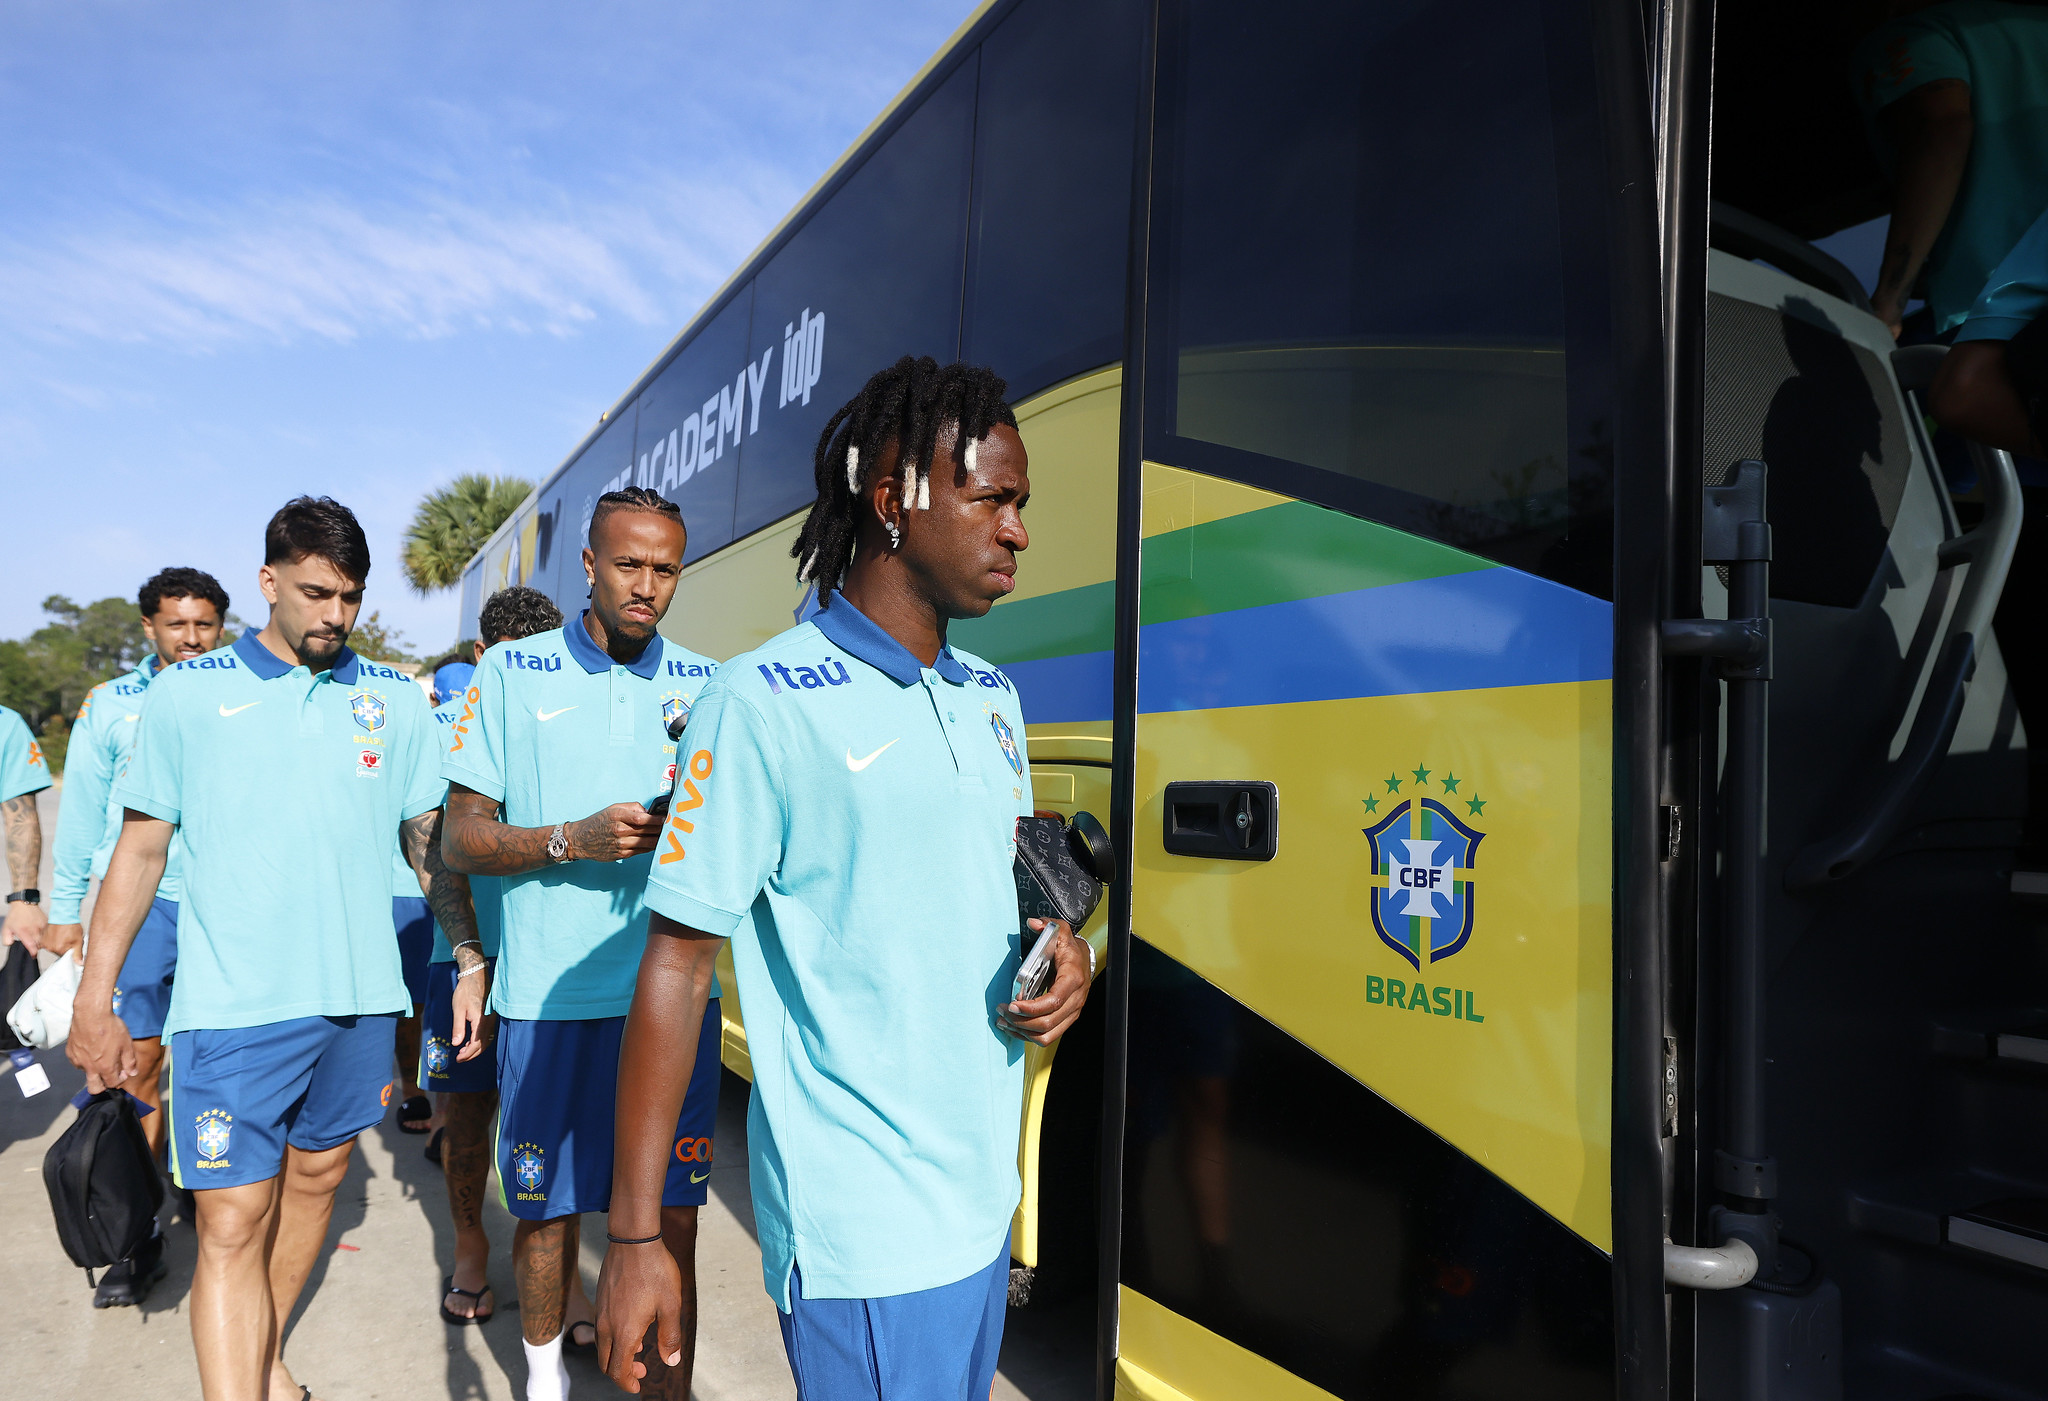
[564,611,663,678]
[813,591,972,687]
[231,630,359,684]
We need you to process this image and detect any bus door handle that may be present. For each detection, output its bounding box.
[1162,781,1278,861]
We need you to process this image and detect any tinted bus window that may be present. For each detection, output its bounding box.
[1151,0,1605,589]
[739,60,977,538]
[538,410,636,609]
[631,287,756,564]
[961,0,1140,399]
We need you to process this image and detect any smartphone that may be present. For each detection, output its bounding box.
[1013,921,1061,1005]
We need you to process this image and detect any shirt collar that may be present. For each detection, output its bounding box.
[563,610,663,678]
[813,590,972,688]
[231,630,360,684]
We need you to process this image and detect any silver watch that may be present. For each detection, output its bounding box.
[547,822,570,863]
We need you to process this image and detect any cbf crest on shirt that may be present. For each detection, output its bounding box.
[442,615,720,1021]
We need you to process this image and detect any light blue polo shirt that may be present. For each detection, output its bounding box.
[427,690,502,963]
[443,613,720,1020]
[50,660,185,924]
[642,591,1034,1308]
[116,632,444,1036]
[0,705,52,804]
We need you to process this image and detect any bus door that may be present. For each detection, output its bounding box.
[1103,1,1663,1398]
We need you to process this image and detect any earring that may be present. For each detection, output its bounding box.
[886,520,902,549]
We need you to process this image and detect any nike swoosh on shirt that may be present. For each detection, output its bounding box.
[536,706,578,721]
[124,714,139,723]
[690,1170,710,1184]
[845,739,899,772]
[218,702,261,717]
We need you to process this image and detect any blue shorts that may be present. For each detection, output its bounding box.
[112,896,178,1041]
[393,896,432,1008]
[421,958,497,1094]
[496,1000,721,1221]
[777,1246,1008,1401]
[167,1014,398,1190]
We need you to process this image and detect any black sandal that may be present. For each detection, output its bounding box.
[440,1276,495,1326]
[397,1095,433,1134]
[424,1126,444,1165]
[564,1319,597,1353]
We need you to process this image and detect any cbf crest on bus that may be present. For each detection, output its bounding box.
[1361,768,1486,972]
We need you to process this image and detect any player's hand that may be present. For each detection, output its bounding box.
[570,803,665,862]
[596,1234,685,1394]
[1000,919,1091,1046]
[451,968,493,1063]
[2,899,46,956]
[1871,293,1904,342]
[66,997,137,1093]
[41,922,83,956]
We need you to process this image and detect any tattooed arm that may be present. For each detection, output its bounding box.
[1,793,45,954]
[440,784,664,876]
[404,807,496,1059]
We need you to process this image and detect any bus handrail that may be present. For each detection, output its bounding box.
[1785,347,2022,890]
[1663,1237,1760,1290]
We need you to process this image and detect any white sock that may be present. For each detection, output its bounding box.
[523,1332,569,1401]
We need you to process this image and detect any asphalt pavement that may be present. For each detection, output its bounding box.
[1,781,1094,1400]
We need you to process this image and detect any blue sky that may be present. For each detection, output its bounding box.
[0,0,977,655]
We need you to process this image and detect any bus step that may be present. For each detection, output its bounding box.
[1946,1200,2048,1272]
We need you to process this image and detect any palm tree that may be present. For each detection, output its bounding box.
[401,474,534,595]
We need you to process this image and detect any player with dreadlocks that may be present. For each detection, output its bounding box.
[598,357,1093,1401]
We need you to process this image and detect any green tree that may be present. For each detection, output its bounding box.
[0,596,150,774]
[402,474,533,595]
[348,611,416,664]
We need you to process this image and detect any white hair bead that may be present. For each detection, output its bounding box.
[963,435,978,473]
[845,445,860,494]
[915,469,931,511]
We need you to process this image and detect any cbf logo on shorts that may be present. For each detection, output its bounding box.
[351,690,386,732]
[988,710,1023,777]
[424,1036,452,1077]
[1361,763,1486,973]
[513,1142,547,1200]
[195,1109,233,1167]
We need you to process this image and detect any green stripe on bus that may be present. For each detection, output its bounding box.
[954,501,1495,666]
[952,581,1116,664]
[1138,500,1493,627]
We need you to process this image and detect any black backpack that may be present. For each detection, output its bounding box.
[43,1090,164,1282]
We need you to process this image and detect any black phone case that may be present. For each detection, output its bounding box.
[1013,815,1103,934]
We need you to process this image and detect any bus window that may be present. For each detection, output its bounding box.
[541,410,635,599]
[961,0,1140,400]
[739,60,976,539]
[629,286,755,564]
[1148,0,1609,593]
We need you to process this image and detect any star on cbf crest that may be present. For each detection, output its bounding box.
[350,690,386,732]
[1361,763,1487,972]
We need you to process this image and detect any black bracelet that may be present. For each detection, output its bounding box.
[607,1231,663,1245]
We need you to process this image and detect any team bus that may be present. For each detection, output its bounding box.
[457,0,2046,1396]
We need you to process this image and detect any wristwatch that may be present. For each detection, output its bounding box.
[1077,933,1097,980]
[546,823,571,863]
[5,889,39,905]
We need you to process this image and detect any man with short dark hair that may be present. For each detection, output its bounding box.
[442,489,722,1401]
[419,585,564,1329]
[46,565,229,1308]
[67,496,461,1401]
[596,360,1093,1401]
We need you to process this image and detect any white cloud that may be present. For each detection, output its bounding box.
[0,171,795,350]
